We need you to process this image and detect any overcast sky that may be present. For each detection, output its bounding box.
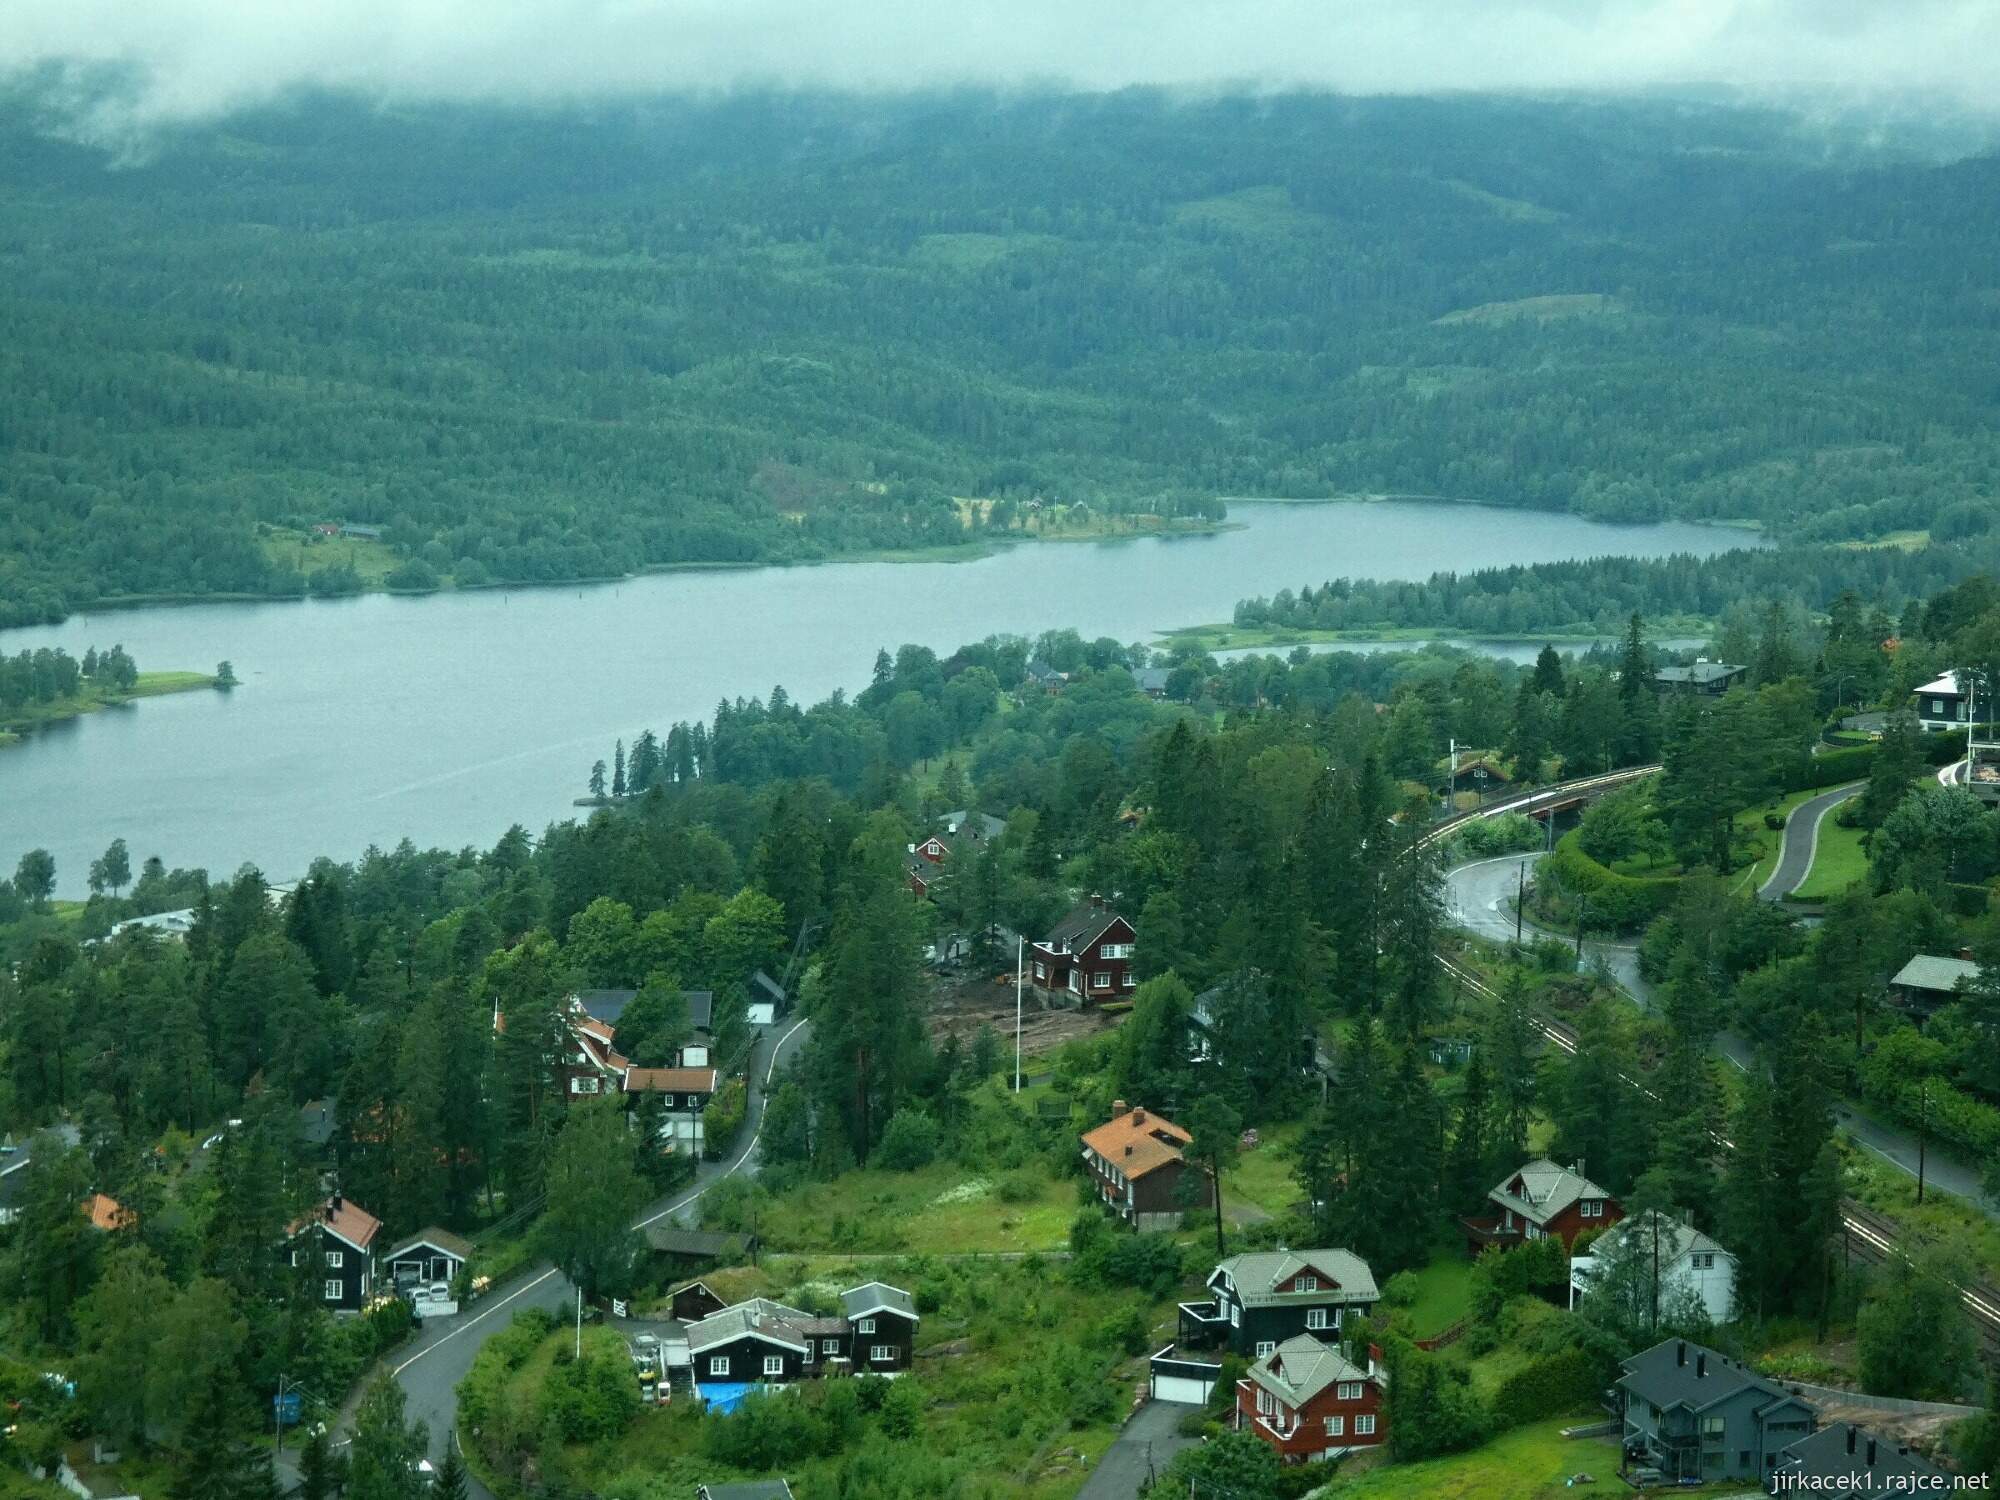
[8,0,1999,131]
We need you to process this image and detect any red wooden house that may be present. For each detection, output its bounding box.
[1079,1101,1211,1232]
[1031,896,1136,1003]
[1236,1336,1387,1462]
[1462,1157,1621,1254]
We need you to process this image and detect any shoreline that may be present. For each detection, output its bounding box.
[28,516,1231,632]
[1161,620,1714,652]
[0,671,221,747]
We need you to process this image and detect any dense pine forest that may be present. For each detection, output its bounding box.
[4,88,2000,626]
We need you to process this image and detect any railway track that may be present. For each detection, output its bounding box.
[1430,771,2000,1356]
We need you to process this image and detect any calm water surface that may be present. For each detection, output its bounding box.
[0,501,1759,891]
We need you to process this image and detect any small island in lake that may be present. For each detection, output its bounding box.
[0,645,228,747]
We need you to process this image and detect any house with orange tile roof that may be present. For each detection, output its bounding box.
[83,1193,134,1233]
[1080,1101,1212,1232]
[561,997,719,1150]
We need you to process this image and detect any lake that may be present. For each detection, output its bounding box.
[0,500,1758,892]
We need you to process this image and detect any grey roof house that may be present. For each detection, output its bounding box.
[1770,1422,1950,1499]
[1652,661,1747,695]
[1615,1338,1815,1486]
[1889,954,1980,1021]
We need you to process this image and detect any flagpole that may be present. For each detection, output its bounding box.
[1014,935,1024,1093]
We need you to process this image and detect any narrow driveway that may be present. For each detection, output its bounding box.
[1757,783,1862,901]
[1444,854,1997,1219]
[385,1014,811,1493]
[1075,1398,1197,1500]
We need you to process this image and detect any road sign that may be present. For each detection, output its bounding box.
[274,1391,302,1426]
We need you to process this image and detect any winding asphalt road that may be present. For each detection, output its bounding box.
[366,1015,811,1496]
[1445,848,1997,1219]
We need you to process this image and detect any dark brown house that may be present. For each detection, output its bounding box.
[1080,1101,1212,1232]
[1032,897,1136,1004]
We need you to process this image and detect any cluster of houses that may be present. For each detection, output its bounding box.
[903,809,1005,901]
[682,1280,919,1395]
[282,1192,473,1313]
[561,988,722,1150]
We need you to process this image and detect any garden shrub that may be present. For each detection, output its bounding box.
[702,1077,748,1160]
[1488,1345,1610,1430]
[1542,833,1678,930]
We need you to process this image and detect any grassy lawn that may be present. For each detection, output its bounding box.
[261,530,406,586]
[1221,1121,1302,1219]
[1318,1415,1613,1499]
[740,1160,1077,1256]
[1734,786,1822,893]
[1791,816,1868,900]
[1844,1151,2000,1284]
[1400,1251,1477,1341]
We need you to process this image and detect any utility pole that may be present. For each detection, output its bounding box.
[1574,894,1588,965]
[575,1282,584,1359]
[1447,737,1457,808]
[1515,860,1526,947]
[1014,935,1024,1093]
[274,1373,294,1462]
[1917,1077,1930,1204]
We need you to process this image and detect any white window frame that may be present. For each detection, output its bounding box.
[1336,1381,1363,1400]
[325,1250,343,1269]
[857,1317,876,1333]
[1306,1308,1331,1331]
[1091,972,1111,991]
[290,1250,300,1266]
[870,1344,894,1362]
[1580,1199,1604,1218]
[762,1354,784,1377]
[1230,1305,1240,1328]
[708,1356,729,1377]
[1068,970,1080,993]
[1692,1252,1713,1269]
[1033,962,1046,981]
[1323,1415,1344,1437]
[1297,1275,1318,1292]
[823,1338,841,1356]
[1356,1414,1376,1436]
[1254,1340,1275,1358]
[1256,1388,1276,1416]
[323,1280,343,1301]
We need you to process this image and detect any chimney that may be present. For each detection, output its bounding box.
[1571,1159,1585,1181]
[1846,1428,1857,1456]
[1695,1353,1707,1379]
[1866,1440,1877,1468]
[1132,1107,1147,1124]
[1676,1342,1686,1367]
[1091,893,1105,911]
[1113,1099,1127,1116]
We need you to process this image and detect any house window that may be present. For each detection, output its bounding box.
[708,1357,729,1377]
[858,1317,876,1333]
[1306,1308,1331,1331]
[1323,1416,1344,1437]
[1932,698,1947,715]
[1256,1389,1276,1416]
[1230,1305,1240,1327]
[1091,973,1111,991]
[290,1250,300,1266]
[1099,943,1131,960]
[1524,1224,1544,1240]
[1580,1200,1604,1218]
[1336,1382,1363,1401]
[1691,1252,1714,1269]
[1255,1341,1275,1358]
[870,1345,894,1362]
[1355,1415,1376,1436]
[323,1280,342,1301]
[1297,1275,1317,1292]
[1068,971,1080,993]
[762,1355,784,1377]
[325,1250,343,1269]
[1033,962,1046,981]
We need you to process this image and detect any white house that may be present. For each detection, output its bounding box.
[1569,1210,1736,1326]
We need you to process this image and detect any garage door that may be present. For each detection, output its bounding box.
[1150,1373,1213,1405]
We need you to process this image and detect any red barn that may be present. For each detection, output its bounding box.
[1237,1336,1387,1462]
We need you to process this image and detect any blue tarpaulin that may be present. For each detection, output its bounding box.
[698,1383,756,1414]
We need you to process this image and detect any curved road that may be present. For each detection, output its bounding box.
[375,1015,810,1495]
[1446,831,1996,1220]
[1757,782,1863,902]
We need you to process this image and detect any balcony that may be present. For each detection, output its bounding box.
[1177,1300,1229,1349]
[1459,1214,1526,1252]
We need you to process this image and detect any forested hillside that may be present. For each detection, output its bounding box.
[4,88,2000,624]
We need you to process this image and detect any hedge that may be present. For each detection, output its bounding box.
[1859,1031,2000,1164]
[1787,743,1876,791]
[1488,1346,1612,1431]
[1542,833,1679,931]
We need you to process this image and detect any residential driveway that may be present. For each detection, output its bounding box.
[1075,1400,1198,1500]
[1757,782,1862,901]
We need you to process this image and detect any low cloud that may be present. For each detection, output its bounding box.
[8,0,2000,133]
